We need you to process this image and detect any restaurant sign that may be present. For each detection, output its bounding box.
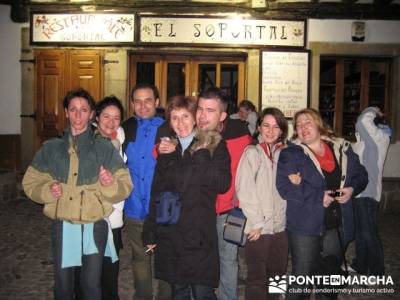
[31,13,135,44]
[140,16,305,47]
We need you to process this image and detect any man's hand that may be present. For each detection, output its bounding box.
[99,165,114,187]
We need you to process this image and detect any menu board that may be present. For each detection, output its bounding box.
[260,50,309,118]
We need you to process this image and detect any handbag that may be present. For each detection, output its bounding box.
[223,208,247,247]
[155,191,182,225]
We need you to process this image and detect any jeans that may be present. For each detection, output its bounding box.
[52,220,108,300]
[352,197,385,275]
[172,283,217,300]
[245,231,288,300]
[124,218,171,300]
[287,229,346,300]
[216,214,238,300]
[102,227,123,300]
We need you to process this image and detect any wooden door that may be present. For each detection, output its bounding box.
[35,49,103,147]
[35,50,66,146]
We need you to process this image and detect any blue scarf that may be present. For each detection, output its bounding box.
[61,221,118,268]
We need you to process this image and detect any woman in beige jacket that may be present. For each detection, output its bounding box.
[236,107,288,300]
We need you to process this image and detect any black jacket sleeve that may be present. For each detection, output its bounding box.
[192,140,232,194]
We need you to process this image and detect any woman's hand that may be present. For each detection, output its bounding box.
[288,172,302,185]
[323,191,335,208]
[158,137,176,154]
[99,165,114,187]
[247,228,262,242]
[145,244,157,253]
[50,182,62,200]
[335,187,354,204]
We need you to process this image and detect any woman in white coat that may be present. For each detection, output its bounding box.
[236,107,288,300]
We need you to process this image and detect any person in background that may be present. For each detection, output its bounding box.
[122,83,171,300]
[22,88,132,300]
[276,108,367,300]
[143,96,231,299]
[196,87,252,300]
[351,106,391,275]
[230,100,258,136]
[95,96,127,300]
[236,107,288,300]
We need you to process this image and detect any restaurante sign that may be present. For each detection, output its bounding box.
[31,13,135,44]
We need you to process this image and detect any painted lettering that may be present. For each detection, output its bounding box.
[219,22,228,37]
[256,25,266,39]
[193,24,201,37]
[168,23,176,37]
[244,25,251,39]
[114,28,123,39]
[281,26,287,39]
[231,28,240,38]
[205,24,215,37]
[270,26,277,39]
[154,23,162,37]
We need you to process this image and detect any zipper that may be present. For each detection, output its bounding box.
[79,190,84,221]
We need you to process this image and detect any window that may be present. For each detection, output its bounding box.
[128,52,246,116]
[319,57,390,139]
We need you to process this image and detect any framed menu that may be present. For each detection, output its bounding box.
[260,49,310,118]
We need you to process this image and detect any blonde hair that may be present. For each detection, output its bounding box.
[292,108,336,140]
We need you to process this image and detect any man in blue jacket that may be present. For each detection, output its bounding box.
[122,83,170,300]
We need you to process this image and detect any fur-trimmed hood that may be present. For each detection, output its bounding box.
[170,129,223,156]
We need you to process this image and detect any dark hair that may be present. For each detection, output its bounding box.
[96,95,124,118]
[63,88,95,111]
[292,108,336,140]
[166,95,197,122]
[198,87,228,112]
[130,83,160,101]
[239,100,256,112]
[258,107,288,143]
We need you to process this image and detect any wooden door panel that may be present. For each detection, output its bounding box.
[70,51,103,101]
[35,50,65,145]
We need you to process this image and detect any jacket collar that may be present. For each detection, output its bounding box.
[291,135,350,185]
[62,126,93,146]
[135,115,164,127]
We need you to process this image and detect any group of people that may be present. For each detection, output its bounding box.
[23,82,390,300]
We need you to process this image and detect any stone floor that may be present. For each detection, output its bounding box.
[0,196,399,299]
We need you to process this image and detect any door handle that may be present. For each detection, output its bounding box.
[20,113,36,120]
